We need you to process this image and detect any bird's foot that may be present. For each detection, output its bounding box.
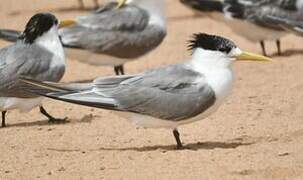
[48,117,69,124]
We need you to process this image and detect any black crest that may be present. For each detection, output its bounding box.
[20,13,58,44]
[188,33,236,53]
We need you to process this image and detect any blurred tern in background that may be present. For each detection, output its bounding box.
[0,0,167,75]
[180,0,303,56]
[21,33,271,149]
[0,13,74,127]
[61,0,167,75]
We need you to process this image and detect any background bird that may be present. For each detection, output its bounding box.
[0,13,74,127]
[0,0,167,75]
[180,0,303,56]
[21,33,271,148]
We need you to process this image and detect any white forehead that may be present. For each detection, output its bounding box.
[228,47,242,56]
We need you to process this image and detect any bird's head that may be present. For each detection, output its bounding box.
[20,13,75,44]
[188,33,271,68]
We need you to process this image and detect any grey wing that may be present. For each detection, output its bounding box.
[95,64,216,121]
[0,43,65,98]
[59,5,149,50]
[21,64,216,120]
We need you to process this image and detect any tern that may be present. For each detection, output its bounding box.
[0,13,74,127]
[180,0,303,56]
[21,33,271,149]
[0,0,166,75]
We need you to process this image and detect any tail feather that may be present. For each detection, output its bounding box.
[20,77,119,111]
[0,29,21,42]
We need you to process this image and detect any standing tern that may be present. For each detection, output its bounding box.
[60,0,167,75]
[0,13,74,127]
[0,0,166,75]
[21,33,271,149]
[180,0,303,56]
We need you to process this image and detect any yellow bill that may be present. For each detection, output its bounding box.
[116,0,127,9]
[59,20,77,28]
[235,51,272,62]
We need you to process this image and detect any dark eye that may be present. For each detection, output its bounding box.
[55,19,58,25]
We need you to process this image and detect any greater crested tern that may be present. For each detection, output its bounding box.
[180,0,303,56]
[0,0,166,75]
[21,33,271,149]
[0,13,74,127]
[59,0,166,75]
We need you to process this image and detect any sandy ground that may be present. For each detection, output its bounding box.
[0,0,303,179]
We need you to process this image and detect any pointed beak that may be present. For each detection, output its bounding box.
[116,0,127,9]
[59,20,77,28]
[235,51,272,62]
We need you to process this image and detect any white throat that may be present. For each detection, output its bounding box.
[35,26,65,61]
[189,48,234,106]
[190,48,233,72]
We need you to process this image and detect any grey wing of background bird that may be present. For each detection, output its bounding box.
[0,43,65,98]
[258,4,303,36]
[59,5,151,57]
[26,64,216,121]
[0,29,21,43]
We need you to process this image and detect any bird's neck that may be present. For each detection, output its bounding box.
[35,26,64,59]
[190,48,233,73]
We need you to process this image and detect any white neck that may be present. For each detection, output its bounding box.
[190,48,233,72]
[127,0,166,28]
[189,48,234,105]
[35,26,65,61]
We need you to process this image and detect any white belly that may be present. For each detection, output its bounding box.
[0,97,43,112]
[227,19,286,42]
[114,100,223,129]
[64,48,131,66]
[209,13,286,42]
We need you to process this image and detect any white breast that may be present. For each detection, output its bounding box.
[36,26,66,68]
[0,97,43,112]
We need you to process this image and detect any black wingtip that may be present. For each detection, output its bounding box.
[180,0,224,12]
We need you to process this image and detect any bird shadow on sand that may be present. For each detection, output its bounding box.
[270,49,303,57]
[8,7,95,17]
[93,140,254,152]
[1,114,97,129]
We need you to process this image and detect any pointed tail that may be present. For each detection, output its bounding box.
[20,77,119,110]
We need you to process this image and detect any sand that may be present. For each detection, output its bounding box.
[0,0,303,179]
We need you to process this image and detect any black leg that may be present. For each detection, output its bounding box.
[40,106,67,123]
[114,65,125,75]
[1,111,6,127]
[78,0,85,9]
[260,40,267,56]
[173,129,183,149]
[118,65,124,75]
[276,39,281,55]
[93,0,99,9]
